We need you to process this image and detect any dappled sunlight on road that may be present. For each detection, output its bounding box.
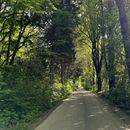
[35,90,130,130]
[63,91,129,130]
[63,98,77,101]
[68,91,130,130]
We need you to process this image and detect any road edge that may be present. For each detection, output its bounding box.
[95,93,130,128]
[30,101,63,130]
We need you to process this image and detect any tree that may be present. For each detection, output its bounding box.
[78,0,105,91]
[115,0,130,81]
[44,0,77,84]
[105,0,116,94]
[0,0,44,65]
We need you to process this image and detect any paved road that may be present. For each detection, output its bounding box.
[35,91,130,130]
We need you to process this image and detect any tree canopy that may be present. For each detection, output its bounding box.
[0,0,130,129]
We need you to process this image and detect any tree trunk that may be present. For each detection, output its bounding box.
[96,69,102,92]
[60,61,64,84]
[108,41,115,94]
[107,0,115,94]
[115,0,130,80]
[6,24,13,65]
[49,57,54,85]
[92,66,95,86]
[92,39,103,92]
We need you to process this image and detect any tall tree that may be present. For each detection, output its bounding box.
[79,0,104,91]
[106,0,116,94]
[115,0,130,81]
[44,0,77,84]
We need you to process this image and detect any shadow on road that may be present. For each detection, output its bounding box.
[63,91,130,130]
[35,91,130,130]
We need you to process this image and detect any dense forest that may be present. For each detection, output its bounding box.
[0,0,130,129]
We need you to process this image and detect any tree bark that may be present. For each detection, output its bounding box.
[115,0,130,80]
[97,70,102,92]
[9,11,27,65]
[6,11,15,65]
[60,61,65,84]
[92,39,103,92]
[6,24,13,65]
[107,0,115,94]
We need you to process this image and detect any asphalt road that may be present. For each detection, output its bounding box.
[35,91,130,130]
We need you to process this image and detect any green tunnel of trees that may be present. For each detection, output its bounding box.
[0,0,130,129]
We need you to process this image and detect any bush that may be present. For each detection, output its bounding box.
[0,57,75,130]
[0,65,54,129]
[52,80,74,102]
[110,77,130,108]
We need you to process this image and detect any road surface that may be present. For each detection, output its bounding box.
[35,91,130,130]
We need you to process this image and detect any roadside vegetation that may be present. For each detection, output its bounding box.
[0,0,130,129]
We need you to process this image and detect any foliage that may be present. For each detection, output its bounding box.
[75,0,130,108]
[0,0,78,129]
[1,0,130,129]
